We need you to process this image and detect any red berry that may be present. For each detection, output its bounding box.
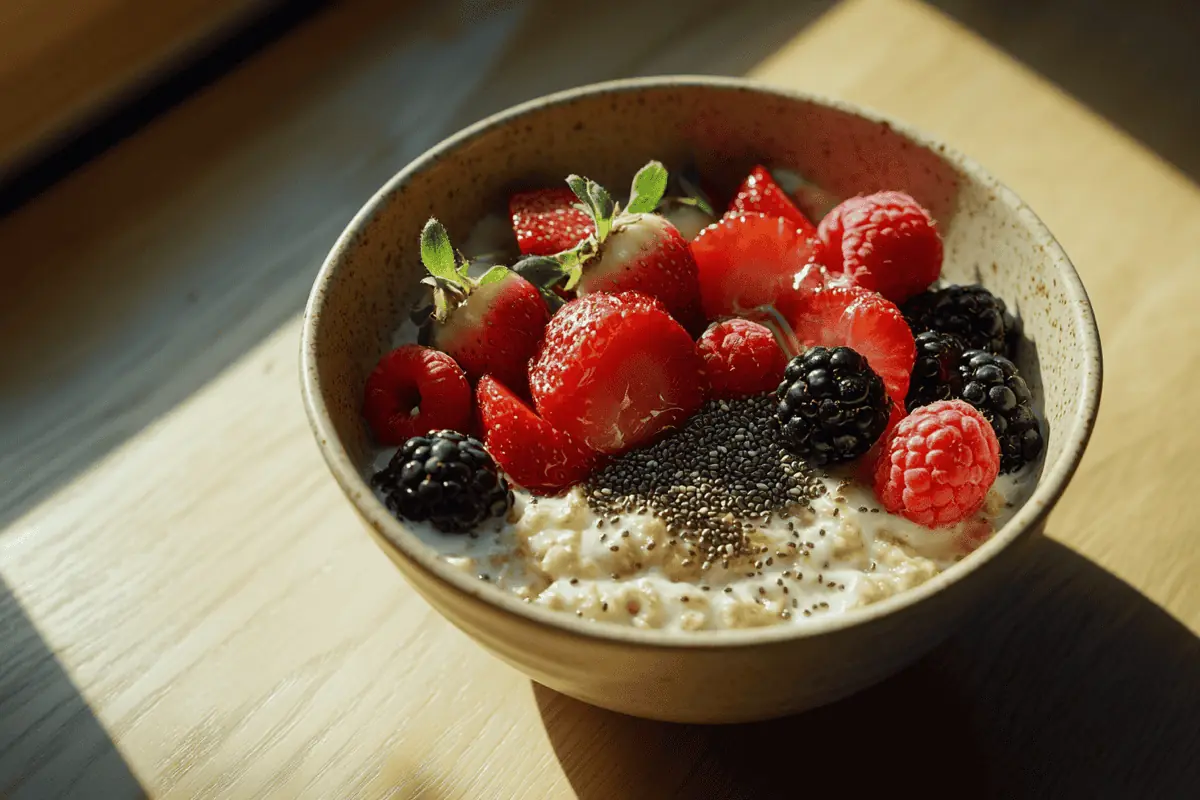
[476,376,600,494]
[691,213,826,321]
[363,345,472,445]
[818,191,942,304]
[727,165,818,238]
[577,213,703,330]
[696,319,786,399]
[873,400,1000,527]
[784,285,916,411]
[529,292,706,454]
[432,272,549,393]
[510,188,595,256]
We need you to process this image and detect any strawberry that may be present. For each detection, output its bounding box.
[769,167,843,223]
[690,213,827,321]
[696,319,787,399]
[529,292,706,454]
[363,344,473,445]
[509,188,594,256]
[520,162,703,329]
[727,165,818,238]
[818,191,942,304]
[784,285,916,414]
[476,375,600,494]
[418,219,549,393]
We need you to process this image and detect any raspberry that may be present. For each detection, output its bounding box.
[818,191,942,304]
[476,375,600,494]
[696,319,787,399]
[873,400,1000,528]
[362,345,472,445]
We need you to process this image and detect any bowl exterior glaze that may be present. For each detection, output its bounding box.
[301,77,1101,724]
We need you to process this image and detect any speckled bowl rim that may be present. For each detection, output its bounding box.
[301,75,1102,651]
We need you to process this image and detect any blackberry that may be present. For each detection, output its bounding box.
[372,430,512,533]
[903,285,1019,357]
[958,350,1043,473]
[776,346,891,466]
[906,331,966,411]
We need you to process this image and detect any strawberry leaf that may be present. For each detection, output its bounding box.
[676,167,715,217]
[559,249,585,291]
[513,256,568,310]
[512,256,565,287]
[626,160,668,214]
[476,265,510,285]
[587,182,614,240]
[420,218,459,282]
[566,175,590,207]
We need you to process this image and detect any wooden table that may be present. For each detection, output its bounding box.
[2,0,1198,796]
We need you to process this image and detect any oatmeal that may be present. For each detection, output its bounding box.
[386,473,1030,631]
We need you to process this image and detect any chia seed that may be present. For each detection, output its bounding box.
[585,395,825,563]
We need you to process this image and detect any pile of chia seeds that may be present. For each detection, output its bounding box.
[585,394,826,568]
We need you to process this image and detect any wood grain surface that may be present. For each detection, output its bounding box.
[0,0,276,179]
[1,0,1198,797]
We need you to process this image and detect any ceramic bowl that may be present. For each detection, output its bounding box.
[300,76,1101,724]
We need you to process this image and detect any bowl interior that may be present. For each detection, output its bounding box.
[303,78,1098,643]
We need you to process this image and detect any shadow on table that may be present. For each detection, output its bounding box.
[0,0,835,534]
[534,536,1200,799]
[928,0,1200,184]
[0,578,146,799]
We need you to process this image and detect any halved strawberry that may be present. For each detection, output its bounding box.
[519,162,704,330]
[363,344,472,445]
[509,188,595,256]
[476,375,600,494]
[784,285,916,413]
[727,165,818,238]
[529,292,707,454]
[419,219,549,393]
[691,213,826,321]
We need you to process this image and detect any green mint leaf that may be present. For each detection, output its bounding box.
[476,265,510,286]
[626,160,669,214]
[420,218,459,281]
